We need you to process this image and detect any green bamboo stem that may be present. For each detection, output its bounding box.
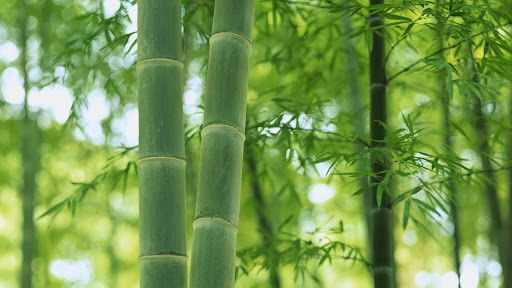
[107,202,119,288]
[467,49,505,285]
[19,1,40,287]
[441,98,462,284]
[246,141,281,288]
[369,0,394,287]
[437,30,462,283]
[189,1,255,287]
[472,86,506,284]
[501,5,512,287]
[342,11,372,256]
[137,0,187,286]
[505,85,512,288]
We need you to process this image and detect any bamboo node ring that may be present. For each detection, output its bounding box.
[136,57,184,68]
[209,31,253,48]
[138,254,188,261]
[193,216,239,231]
[137,156,187,164]
[201,123,246,139]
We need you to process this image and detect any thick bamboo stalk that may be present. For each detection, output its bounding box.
[189,1,255,287]
[369,1,394,287]
[137,0,187,286]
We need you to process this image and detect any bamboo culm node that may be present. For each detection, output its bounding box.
[189,0,256,287]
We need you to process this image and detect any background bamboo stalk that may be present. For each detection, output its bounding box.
[137,0,187,286]
[342,11,371,257]
[19,1,40,286]
[466,46,506,285]
[505,84,512,288]
[441,95,462,285]
[189,1,255,287]
[245,141,281,288]
[437,31,462,282]
[369,0,394,287]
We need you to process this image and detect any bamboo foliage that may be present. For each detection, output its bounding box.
[369,0,394,287]
[189,1,255,287]
[137,0,187,286]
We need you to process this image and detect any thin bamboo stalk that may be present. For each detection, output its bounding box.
[189,1,255,287]
[19,1,40,287]
[246,141,281,288]
[441,97,462,284]
[437,32,462,283]
[466,48,505,286]
[504,85,512,288]
[342,11,371,256]
[369,0,394,287]
[137,0,187,286]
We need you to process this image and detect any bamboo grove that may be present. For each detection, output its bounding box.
[0,0,512,287]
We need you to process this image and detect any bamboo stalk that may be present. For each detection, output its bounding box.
[504,84,512,288]
[189,1,255,287]
[369,0,394,287]
[437,23,462,282]
[466,46,506,286]
[137,0,187,286]
[19,1,40,286]
[441,97,462,285]
[246,141,281,288]
[342,11,371,257]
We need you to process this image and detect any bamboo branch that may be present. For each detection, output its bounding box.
[393,166,512,205]
[387,23,512,83]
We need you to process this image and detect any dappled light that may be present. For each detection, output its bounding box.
[0,0,511,287]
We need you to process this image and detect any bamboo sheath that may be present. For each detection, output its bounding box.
[369,0,395,287]
[189,1,255,287]
[137,0,187,286]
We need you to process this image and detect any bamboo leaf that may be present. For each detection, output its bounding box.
[412,199,441,217]
[446,67,453,101]
[403,200,411,230]
[38,198,68,219]
[377,184,384,208]
[402,22,415,37]
[352,183,378,196]
[381,13,412,22]
[410,186,422,195]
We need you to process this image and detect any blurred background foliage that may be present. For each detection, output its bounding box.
[0,0,511,287]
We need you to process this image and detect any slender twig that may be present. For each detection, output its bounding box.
[387,23,512,82]
[393,165,512,204]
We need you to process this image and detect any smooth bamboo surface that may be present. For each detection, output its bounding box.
[137,0,187,286]
[189,1,255,287]
[369,0,395,287]
[20,1,39,286]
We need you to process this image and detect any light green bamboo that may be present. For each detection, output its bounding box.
[369,0,394,287]
[189,1,255,287]
[137,0,187,286]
